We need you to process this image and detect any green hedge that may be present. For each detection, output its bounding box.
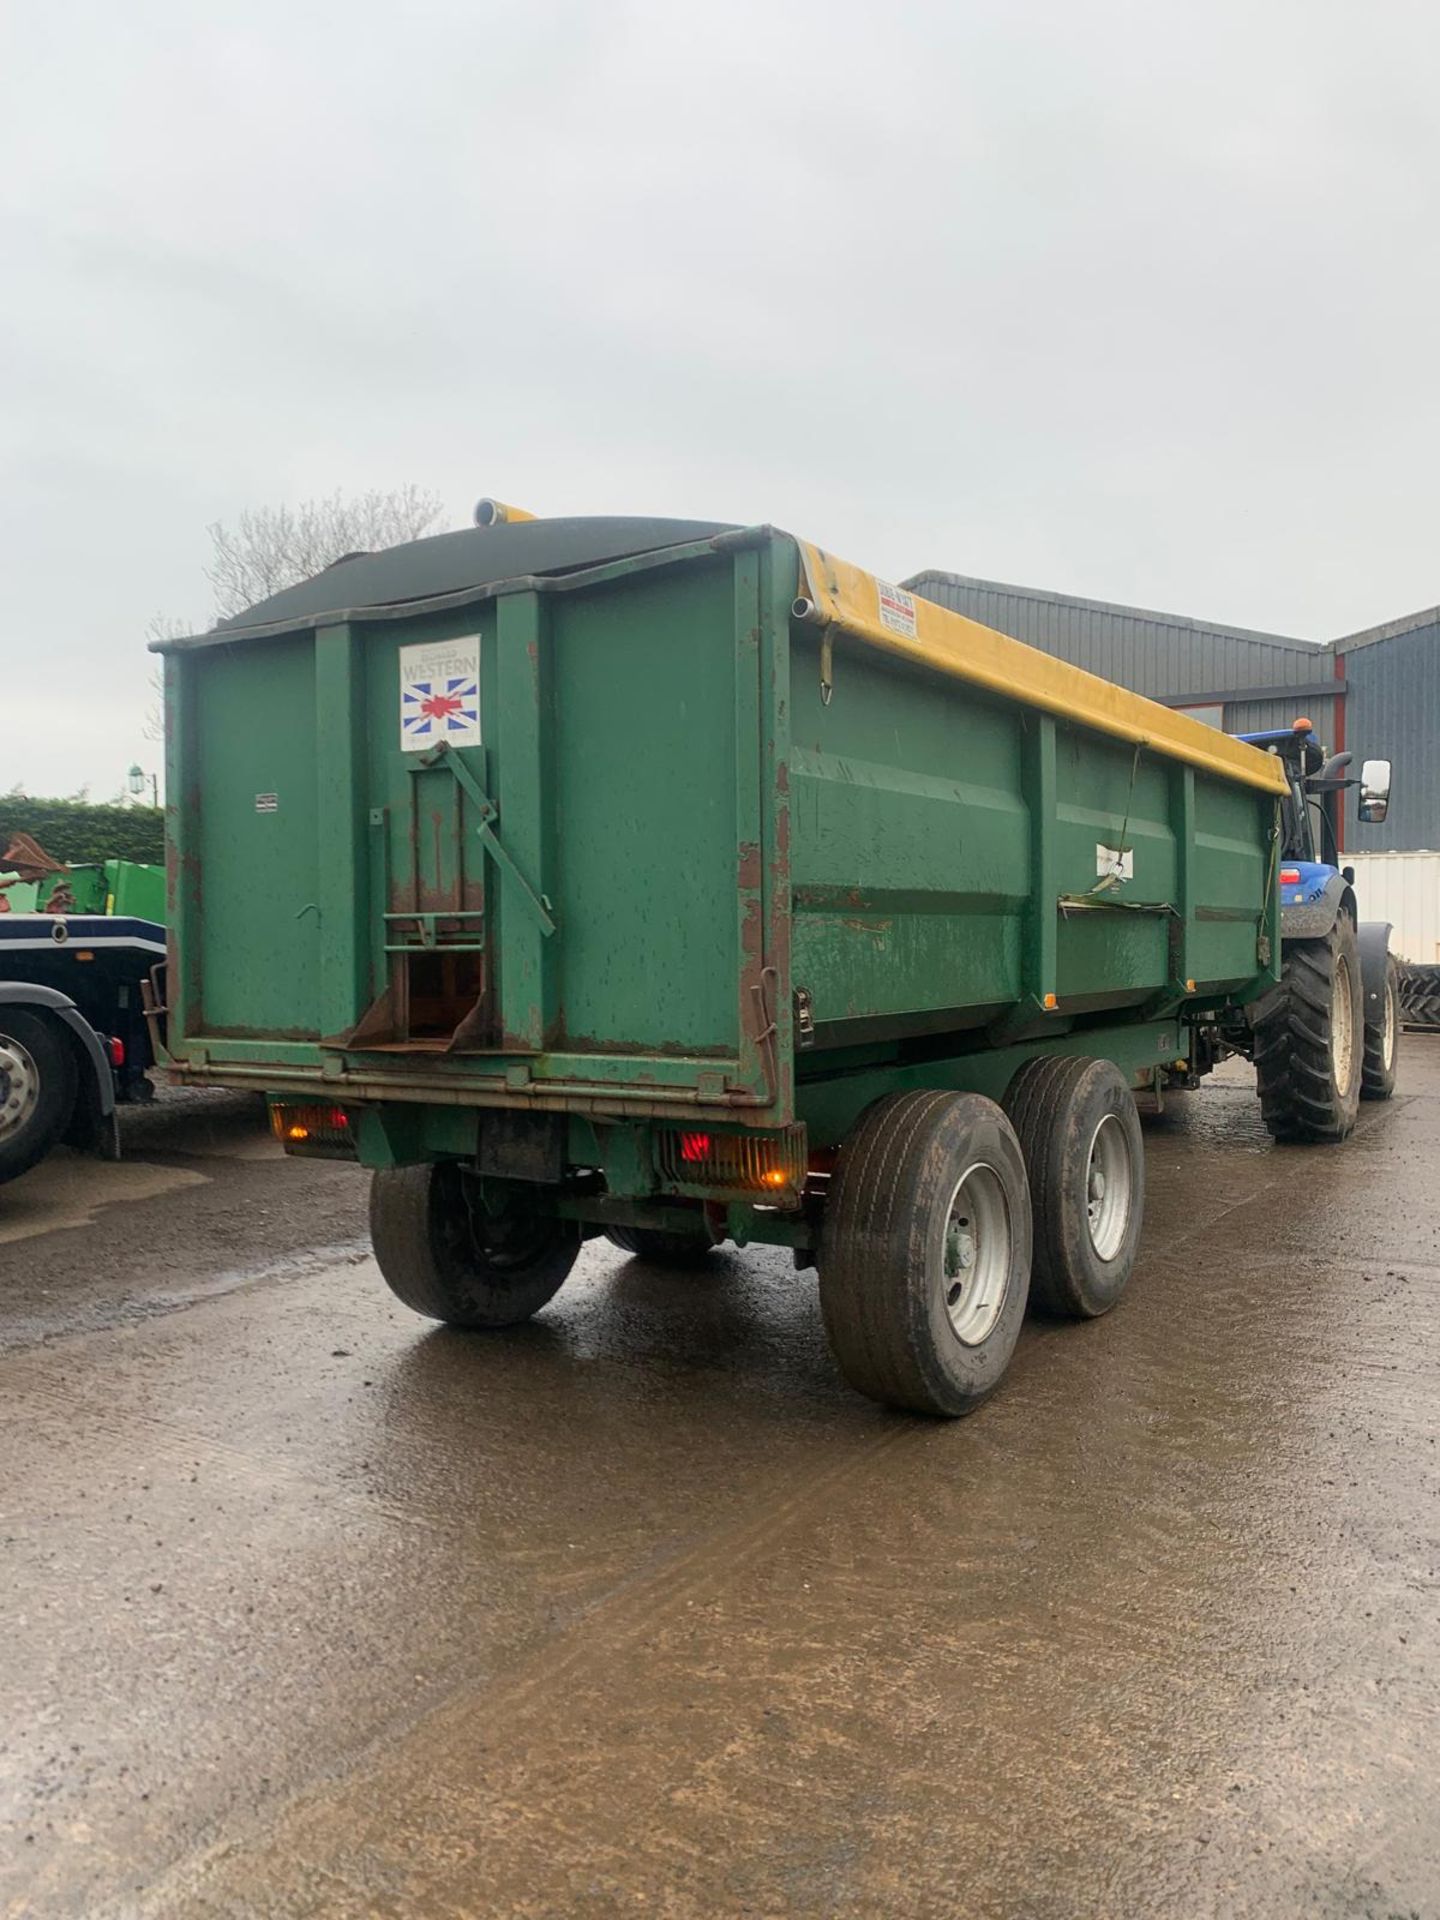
[0,798,165,867]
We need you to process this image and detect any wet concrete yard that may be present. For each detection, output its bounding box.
[2,1058,1438,1917]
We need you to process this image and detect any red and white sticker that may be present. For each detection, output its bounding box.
[876,579,917,638]
[400,636,481,752]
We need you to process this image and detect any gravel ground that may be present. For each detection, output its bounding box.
[2,1055,1438,1918]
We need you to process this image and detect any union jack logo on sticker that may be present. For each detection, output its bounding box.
[399,636,481,751]
[402,674,478,738]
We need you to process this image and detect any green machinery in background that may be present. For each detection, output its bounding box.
[1,858,166,920]
[1,842,167,1184]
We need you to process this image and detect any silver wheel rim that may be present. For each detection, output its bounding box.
[1086,1113,1133,1262]
[1383,980,1397,1071]
[1332,954,1355,1090]
[0,1036,40,1142]
[942,1162,1011,1346]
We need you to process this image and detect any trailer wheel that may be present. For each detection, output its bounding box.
[604,1226,715,1265]
[1361,953,1400,1101]
[1254,916,1363,1143]
[818,1091,1032,1417]
[0,1009,79,1185]
[1003,1056,1145,1318]
[370,1163,579,1328]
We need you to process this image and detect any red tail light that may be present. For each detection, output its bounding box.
[656,1125,807,1199]
[107,1036,126,1067]
[268,1101,357,1158]
[1280,868,1301,885]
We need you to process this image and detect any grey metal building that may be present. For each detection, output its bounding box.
[1338,607,1440,851]
[904,568,1436,853]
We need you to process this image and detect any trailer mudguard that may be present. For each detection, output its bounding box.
[1278,867,1353,942]
[1356,920,1394,1031]
[0,981,119,1156]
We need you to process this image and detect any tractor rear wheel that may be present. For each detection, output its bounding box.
[1254,916,1363,1143]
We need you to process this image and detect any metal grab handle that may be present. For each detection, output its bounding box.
[416,743,556,938]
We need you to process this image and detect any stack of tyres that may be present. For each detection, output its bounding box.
[1398,963,1440,1030]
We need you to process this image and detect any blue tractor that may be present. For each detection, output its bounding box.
[1233,719,1398,1143]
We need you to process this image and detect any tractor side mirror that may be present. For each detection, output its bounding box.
[1358,758,1392,824]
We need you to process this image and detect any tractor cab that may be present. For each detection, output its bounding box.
[1235,718,1392,875]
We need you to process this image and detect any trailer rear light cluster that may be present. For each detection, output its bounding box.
[655,1124,807,1198]
[269,1101,357,1159]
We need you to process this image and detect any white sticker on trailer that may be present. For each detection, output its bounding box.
[1096,843,1135,882]
[876,579,918,638]
[399,636,481,752]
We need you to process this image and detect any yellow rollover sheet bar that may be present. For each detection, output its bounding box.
[795,542,1289,797]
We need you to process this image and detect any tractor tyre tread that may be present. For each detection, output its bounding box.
[1253,918,1363,1143]
[1361,953,1400,1101]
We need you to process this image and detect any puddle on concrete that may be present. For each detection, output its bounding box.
[0,1155,209,1246]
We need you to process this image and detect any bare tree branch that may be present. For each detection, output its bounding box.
[142,618,189,743]
[142,486,450,757]
[203,485,447,619]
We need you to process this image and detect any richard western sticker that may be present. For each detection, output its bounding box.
[400,636,480,751]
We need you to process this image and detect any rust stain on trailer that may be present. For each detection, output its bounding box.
[765,748,793,1115]
[740,898,763,959]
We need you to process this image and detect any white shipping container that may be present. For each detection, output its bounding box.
[1346,850,1440,963]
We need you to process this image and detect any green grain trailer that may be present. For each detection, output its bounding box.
[154,511,1290,1415]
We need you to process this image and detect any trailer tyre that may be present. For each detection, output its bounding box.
[604,1226,715,1265]
[1004,1056,1145,1318]
[1254,916,1363,1143]
[1361,953,1400,1101]
[370,1163,579,1328]
[818,1091,1032,1418]
[0,1009,78,1185]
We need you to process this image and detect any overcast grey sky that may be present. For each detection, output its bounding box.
[3,0,1437,798]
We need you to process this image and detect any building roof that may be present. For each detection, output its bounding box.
[905,566,1440,665]
[1332,605,1440,654]
[902,566,1317,653]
